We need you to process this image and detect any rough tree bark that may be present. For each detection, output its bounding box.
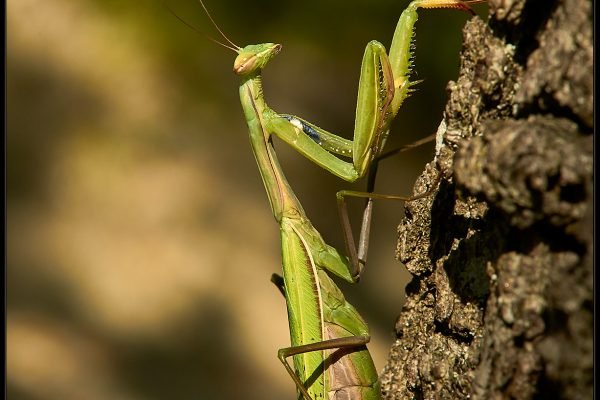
[380,0,593,399]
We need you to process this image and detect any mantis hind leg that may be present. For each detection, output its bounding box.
[337,134,440,279]
[277,335,371,400]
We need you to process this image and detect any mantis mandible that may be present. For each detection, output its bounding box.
[191,1,479,398]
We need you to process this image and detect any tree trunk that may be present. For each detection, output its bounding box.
[380,0,593,399]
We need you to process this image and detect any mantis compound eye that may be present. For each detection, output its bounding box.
[233,55,257,75]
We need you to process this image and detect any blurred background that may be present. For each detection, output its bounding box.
[7,0,484,399]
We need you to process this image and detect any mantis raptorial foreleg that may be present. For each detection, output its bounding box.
[184,0,483,399]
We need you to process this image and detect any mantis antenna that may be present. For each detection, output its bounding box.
[163,0,239,52]
[195,0,240,50]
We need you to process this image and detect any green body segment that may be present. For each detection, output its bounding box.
[232,1,475,398]
[280,218,381,400]
[239,74,380,398]
[281,217,380,400]
[280,220,326,399]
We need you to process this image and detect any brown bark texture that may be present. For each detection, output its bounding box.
[379,0,593,399]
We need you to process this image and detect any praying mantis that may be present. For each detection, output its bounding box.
[188,1,481,398]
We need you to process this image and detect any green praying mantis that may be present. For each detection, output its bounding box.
[186,1,481,398]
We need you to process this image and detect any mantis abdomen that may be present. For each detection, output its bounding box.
[280,217,380,399]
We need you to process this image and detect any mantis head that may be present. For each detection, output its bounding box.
[172,1,281,76]
[234,43,282,76]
